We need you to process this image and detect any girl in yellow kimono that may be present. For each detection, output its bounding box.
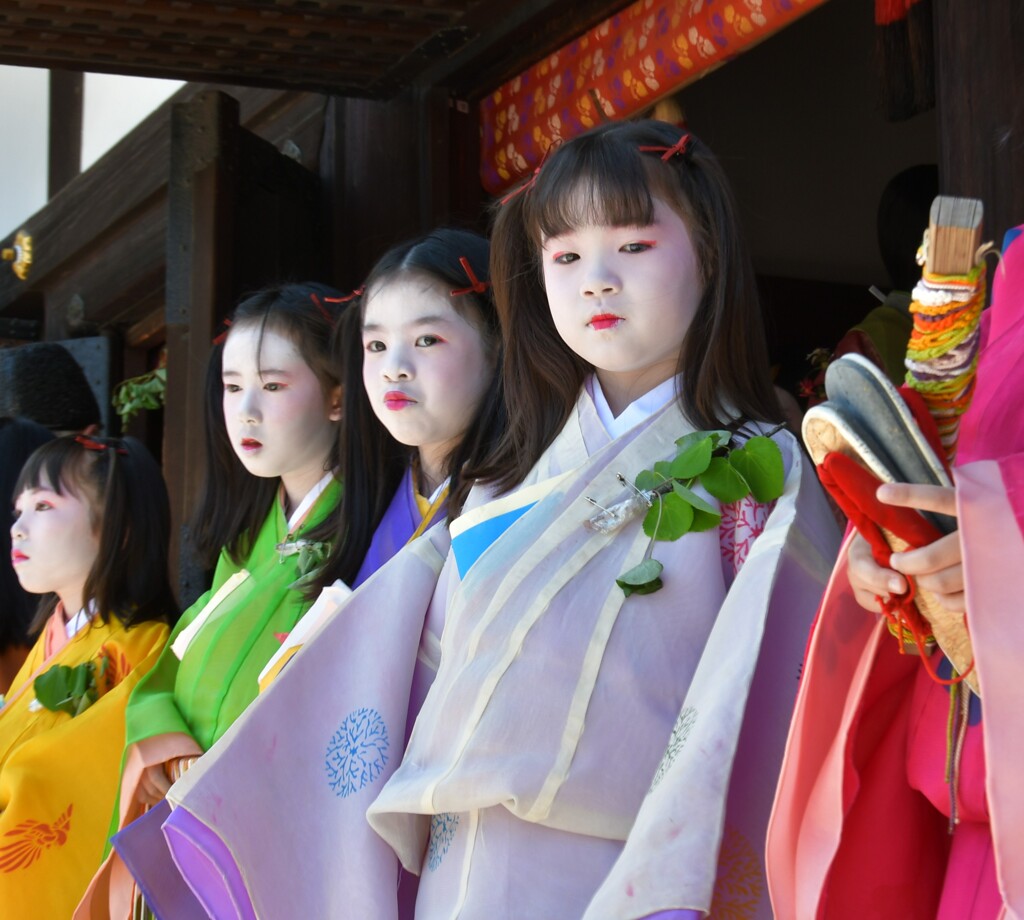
[0,434,177,917]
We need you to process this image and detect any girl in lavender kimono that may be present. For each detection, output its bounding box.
[257,228,503,684]
[161,126,835,919]
[143,231,505,917]
[320,227,500,588]
[361,121,840,918]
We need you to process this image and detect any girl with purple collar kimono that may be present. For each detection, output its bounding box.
[144,229,505,918]
[317,227,502,593]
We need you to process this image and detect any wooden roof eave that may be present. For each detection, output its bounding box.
[0,0,641,100]
[0,84,321,327]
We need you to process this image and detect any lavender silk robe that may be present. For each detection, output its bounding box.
[162,393,836,919]
[367,391,838,919]
[157,467,442,917]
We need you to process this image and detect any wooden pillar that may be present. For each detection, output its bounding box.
[934,0,1024,248]
[327,93,420,289]
[164,91,239,603]
[48,70,83,198]
[323,86,484,290]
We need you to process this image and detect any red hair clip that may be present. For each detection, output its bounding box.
[499,166,542,206]
[498,140,563,206]
[212,317,233,346]
[323,288,363,304]
[639,133,692,161]
[450,257,490,296]
[75,435,128,455]
[309,293,335,324]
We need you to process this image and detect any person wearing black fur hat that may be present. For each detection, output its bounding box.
[0,342,101,435]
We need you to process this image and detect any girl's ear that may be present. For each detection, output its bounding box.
[328,384,343,422]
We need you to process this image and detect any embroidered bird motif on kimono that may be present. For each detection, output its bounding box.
[0,803,73,872]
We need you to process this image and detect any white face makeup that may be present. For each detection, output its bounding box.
[541,196,704,416]
[11,479,100,615]
[361,274,494,494]
[221,323,341,509]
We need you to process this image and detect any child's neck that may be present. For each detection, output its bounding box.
[595,362,678,417]
[280,465,331,520]
[56,588,87,623]
[415,447,448,499]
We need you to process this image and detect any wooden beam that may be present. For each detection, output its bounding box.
[126,306,166,350]
[0,18,409,64]
[0,83,303,312]
[934,0,1024,250]
[0,2,445,46]
[47,70,83,197]
[164,91,240,602]
[0,31,376,83]
[410,0,632,100]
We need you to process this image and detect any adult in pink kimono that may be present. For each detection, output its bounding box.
[768,224,1024,918]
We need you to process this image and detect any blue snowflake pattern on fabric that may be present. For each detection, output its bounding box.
[324,708,390,798]
[427,812,460,871]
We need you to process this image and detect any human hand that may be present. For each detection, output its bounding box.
[137,762,171,806]
[878,483,964,614]
[847,531,906,611]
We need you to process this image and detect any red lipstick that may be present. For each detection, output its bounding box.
[241,437,262,452]
[589,313,623,331]
[384,391,416,411]
[11,550,28,565]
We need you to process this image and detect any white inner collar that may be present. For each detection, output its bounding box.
[65,601,98,640]
[589,375,677,438]
[286,471,335,532]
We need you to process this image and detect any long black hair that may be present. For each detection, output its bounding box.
[473,120,781,494]
[314,228,505,590]
[189,282,345,569]
[1,417,55,648]
[14,435,179,633]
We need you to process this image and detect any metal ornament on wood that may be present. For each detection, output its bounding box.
[1,230,32,281]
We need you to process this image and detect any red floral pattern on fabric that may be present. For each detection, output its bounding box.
[719,495,774,582]
[480,0,829,195]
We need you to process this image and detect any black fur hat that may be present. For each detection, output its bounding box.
[0,342,101,433]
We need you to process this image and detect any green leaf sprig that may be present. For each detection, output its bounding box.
[615,428,785,596]
[32,658,108,717]
[112,367,167,426]
[277,538,332,589]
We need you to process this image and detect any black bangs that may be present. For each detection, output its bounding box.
[14,437,92,502]
[529,137,656,242]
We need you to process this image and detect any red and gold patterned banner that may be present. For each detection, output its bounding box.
[480,0,830,195]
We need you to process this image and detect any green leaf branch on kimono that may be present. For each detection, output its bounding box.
[275,538,331,589]
[614,429,785,596]
[32,653,114,717]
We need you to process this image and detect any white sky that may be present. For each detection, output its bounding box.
[0,66,183,239]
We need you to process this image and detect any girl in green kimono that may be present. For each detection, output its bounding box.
[78,282,345,917]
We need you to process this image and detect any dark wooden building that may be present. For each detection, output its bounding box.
[1,0,1021,597]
